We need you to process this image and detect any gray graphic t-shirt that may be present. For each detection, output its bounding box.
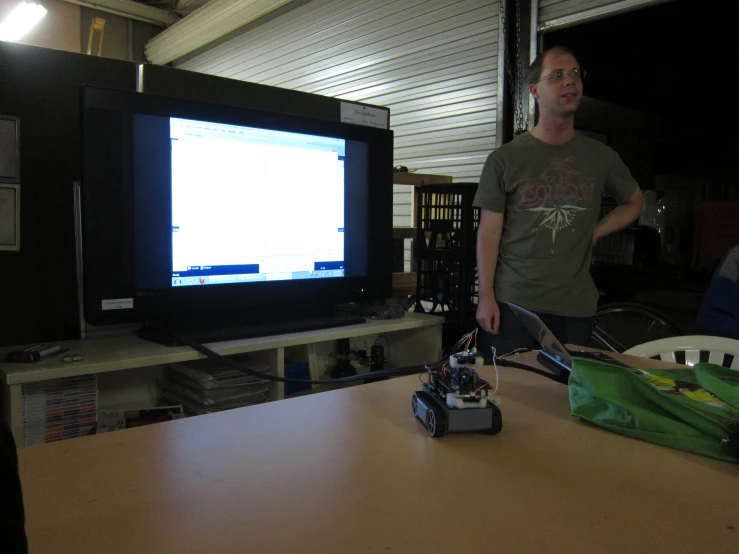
[473,131,638,317]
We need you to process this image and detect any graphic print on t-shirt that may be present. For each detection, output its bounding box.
[515,157,596,242]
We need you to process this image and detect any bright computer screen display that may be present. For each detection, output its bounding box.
[168,117,346,288]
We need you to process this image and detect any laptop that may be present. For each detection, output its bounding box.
[506,301,629,377]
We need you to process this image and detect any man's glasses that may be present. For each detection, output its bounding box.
[536,68,586,83]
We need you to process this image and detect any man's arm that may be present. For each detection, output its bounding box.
[476,210,504,334]
[593,188,646,245]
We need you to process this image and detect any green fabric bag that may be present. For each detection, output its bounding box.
[569,358,739,462]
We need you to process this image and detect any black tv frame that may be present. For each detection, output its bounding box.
[81,86,393,338]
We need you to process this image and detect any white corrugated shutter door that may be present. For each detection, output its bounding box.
[540,0,626,22]
[176,0,500,182]
[538,0,671,31]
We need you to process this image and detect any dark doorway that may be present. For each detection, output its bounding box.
[542,0,737,331]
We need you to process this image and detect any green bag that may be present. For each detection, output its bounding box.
[569,358,739,462]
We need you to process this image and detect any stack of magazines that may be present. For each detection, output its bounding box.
[97,405,184,433]
[159,355,272,415]
[22,374,98,445]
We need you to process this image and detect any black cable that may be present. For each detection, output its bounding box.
[181,336,566,387]
[484,357,568,384]
[179,336,426,385]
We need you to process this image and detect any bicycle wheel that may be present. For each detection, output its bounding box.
[406,294,449,314]
[590,302,684,353]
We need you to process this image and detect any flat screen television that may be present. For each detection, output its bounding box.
[81,87,393,343]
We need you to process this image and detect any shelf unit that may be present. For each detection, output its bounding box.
[1,313,443,446]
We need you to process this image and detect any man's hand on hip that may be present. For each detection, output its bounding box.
[476,295,501,335]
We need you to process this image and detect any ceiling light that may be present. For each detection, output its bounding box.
[0,2,48,42]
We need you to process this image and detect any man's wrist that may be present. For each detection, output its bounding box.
[592,227,604,244]
[480,289,495,300]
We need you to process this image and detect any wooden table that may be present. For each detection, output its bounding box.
[18,351,738,553]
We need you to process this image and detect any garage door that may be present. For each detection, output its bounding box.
[538,0,672,31]
[175,0,501,182]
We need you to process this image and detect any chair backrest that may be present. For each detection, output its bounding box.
[624,335,739,370]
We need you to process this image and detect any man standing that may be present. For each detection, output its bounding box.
[474,47,645,354]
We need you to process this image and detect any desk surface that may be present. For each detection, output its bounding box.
[19,351,738,554]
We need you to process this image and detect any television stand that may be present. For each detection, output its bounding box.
[1,312,443,447]
[138,315,367,347]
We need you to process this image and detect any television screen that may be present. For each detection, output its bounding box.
[81,87,392,336]
[167,117,347,288]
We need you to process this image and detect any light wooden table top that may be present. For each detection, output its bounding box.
[18,351,738,553]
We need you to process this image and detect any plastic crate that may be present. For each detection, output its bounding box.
[415,257,478,318]
[414,184,479,326]
[415,184,479,259]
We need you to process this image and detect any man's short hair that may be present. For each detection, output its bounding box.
[527,46,578,85]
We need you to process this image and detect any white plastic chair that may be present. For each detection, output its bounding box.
[624,335,739,370]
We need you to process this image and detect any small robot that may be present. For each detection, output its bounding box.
[412,349,502,438]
